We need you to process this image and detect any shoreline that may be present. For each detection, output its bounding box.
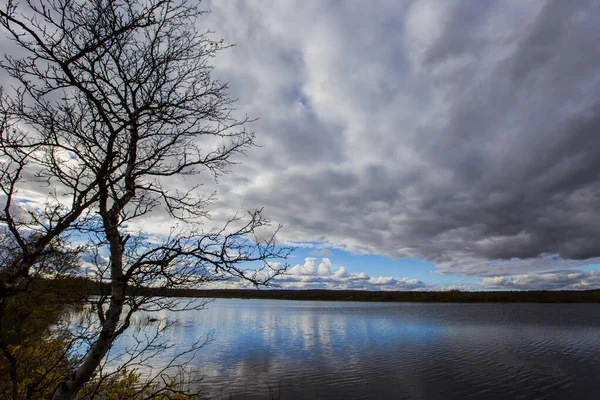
[123,287,600,304]
[50,277,600,303]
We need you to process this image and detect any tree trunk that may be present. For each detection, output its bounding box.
[51,280,125,400]
[52,218,126,400]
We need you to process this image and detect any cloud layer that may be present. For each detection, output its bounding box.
[3,1,600,287]
[200,0,600,278]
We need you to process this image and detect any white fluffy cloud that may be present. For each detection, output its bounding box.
[480,270,600,291]
[288,257,332,276]
[278,258,426,291]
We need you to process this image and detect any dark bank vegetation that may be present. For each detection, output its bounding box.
[0,275,199,399]
[48,277,600,303]
[205,287,599,303]
[117,288,600,303]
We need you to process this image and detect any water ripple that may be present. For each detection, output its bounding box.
[108,300,600,399]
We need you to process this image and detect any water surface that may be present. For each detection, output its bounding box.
[112,299,600,399]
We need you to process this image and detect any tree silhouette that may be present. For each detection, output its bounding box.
[0,1,289,398]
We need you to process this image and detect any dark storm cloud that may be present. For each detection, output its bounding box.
[200,0,600,278]
[417,0,600,264]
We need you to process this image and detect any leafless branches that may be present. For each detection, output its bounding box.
[0,1,290,398]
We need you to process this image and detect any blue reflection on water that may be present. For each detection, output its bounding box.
[109,299,600,399]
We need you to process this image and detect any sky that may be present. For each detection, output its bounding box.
[6,0,600,291]
[192,0,600,291]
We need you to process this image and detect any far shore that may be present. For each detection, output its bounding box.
[45,277,600,303]
[134,287,600,303]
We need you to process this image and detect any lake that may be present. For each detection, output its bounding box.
[111,299,600,399]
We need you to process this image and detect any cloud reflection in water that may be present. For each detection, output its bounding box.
[110,299,600,399]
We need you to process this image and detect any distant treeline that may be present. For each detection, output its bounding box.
[56,277,600,303]
[139,287,600,303]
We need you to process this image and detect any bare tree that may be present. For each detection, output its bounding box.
[0,1,289,399]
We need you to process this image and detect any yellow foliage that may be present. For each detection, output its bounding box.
[1,335,200,399]
[0,277,199,399]
[0,335,74,399]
